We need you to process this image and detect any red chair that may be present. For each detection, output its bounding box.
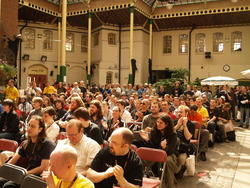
[0,139,18,152]
[137,147,167,188]
[190,122,202,161]
[56,132,67,141]
[130,144,138,152]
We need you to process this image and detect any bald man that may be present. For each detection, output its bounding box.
[86,128,143,188]
[42,145,94,188]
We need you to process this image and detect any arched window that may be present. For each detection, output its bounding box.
[108,33,116,45]
[163,35,172,54]
[213,32,224,52]
[195,33,206,53]
[23,28,35,49]
[43,30,53,50]
[179,34,188,53]
[66,33,74,52]
[231,31,242,51]
[106,72,113,84]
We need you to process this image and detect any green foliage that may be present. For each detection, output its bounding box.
[153,68,188,93]
[190,77,201,87]
[0,64,17,85]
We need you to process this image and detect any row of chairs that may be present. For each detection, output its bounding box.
[0,163,46,188]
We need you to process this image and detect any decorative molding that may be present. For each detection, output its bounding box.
[152,6,250,19]
[19,0,60,16]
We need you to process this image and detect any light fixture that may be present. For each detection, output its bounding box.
[231,0,238,3]
[41,55,47,62]
[22,54,29,61]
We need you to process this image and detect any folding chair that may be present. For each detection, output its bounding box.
[20,174,47,188]
[0,139,18,152]
[56,132,67,141]
[137,147,167,188]
[190,122,202,161]
[0,164,27,184]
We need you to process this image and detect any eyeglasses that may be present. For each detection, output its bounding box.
[67,133,79,137]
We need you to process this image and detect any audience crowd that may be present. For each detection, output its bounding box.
[0,79,249,188]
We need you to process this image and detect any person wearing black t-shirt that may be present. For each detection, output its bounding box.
[74,107,104,145]
[86,128,143,188]
[0,116,55,188]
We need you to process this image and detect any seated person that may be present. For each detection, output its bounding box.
[86,128,143,188]
[188,105,209,161]
[0,99,19,140]
[105,106,124,140]
[174,105,195,155]
[142,102,160,133]
[42,106,60,142]
[42,145,94,188]
[217,103,232,142]
[58,97,85,131]
[0,116,56,188]
[73,107,104,145]
[140,114,180,187]
[56,119,101,176]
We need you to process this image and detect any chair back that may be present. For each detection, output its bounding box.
[130,144,138,152]
[20,174,47,188]
[137,147,167,163]
[0,164,27,184]
[0,139,18,152]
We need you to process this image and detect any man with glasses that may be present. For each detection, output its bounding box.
[86,127,143,188]
[56,119,101,176]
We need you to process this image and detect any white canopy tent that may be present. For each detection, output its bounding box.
[201,76,238,86]
[240,69,250,78]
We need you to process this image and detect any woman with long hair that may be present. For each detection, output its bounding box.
[140,114,179,188]
[0,116,55,187]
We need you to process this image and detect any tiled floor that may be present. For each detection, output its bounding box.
[177,126,250,188]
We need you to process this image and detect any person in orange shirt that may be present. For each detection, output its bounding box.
[188,105,209,161]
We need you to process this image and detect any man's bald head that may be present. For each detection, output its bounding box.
[51,145,78,165]
[112,128,134,145]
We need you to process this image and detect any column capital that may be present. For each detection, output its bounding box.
[57,17,62,23]
[129,6,135,13]
[88,12,93,18]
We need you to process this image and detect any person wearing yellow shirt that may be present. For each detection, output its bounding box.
[43,82,57,95]
[42,145,94,188]
[4,79,19,102]
[196,97,209,123]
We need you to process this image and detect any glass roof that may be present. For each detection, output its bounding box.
[143,0,222,7]
[46,0,221,6]
[46,0,87,5]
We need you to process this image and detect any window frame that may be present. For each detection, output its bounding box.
[66,32,74,52]
[213,32,224,53]
[43,30,53,50]
[231,31,242,52]
[163,35,172,54]
[179,34,189,54]
[195,33,206,54]
[23,28,35,49]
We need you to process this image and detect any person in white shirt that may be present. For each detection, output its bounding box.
[56,119,101,176]
[71,82,82,95]
[42,106,60,142]
[116,99,132,123]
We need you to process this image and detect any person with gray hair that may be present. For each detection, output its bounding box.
[42,145,94,188]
